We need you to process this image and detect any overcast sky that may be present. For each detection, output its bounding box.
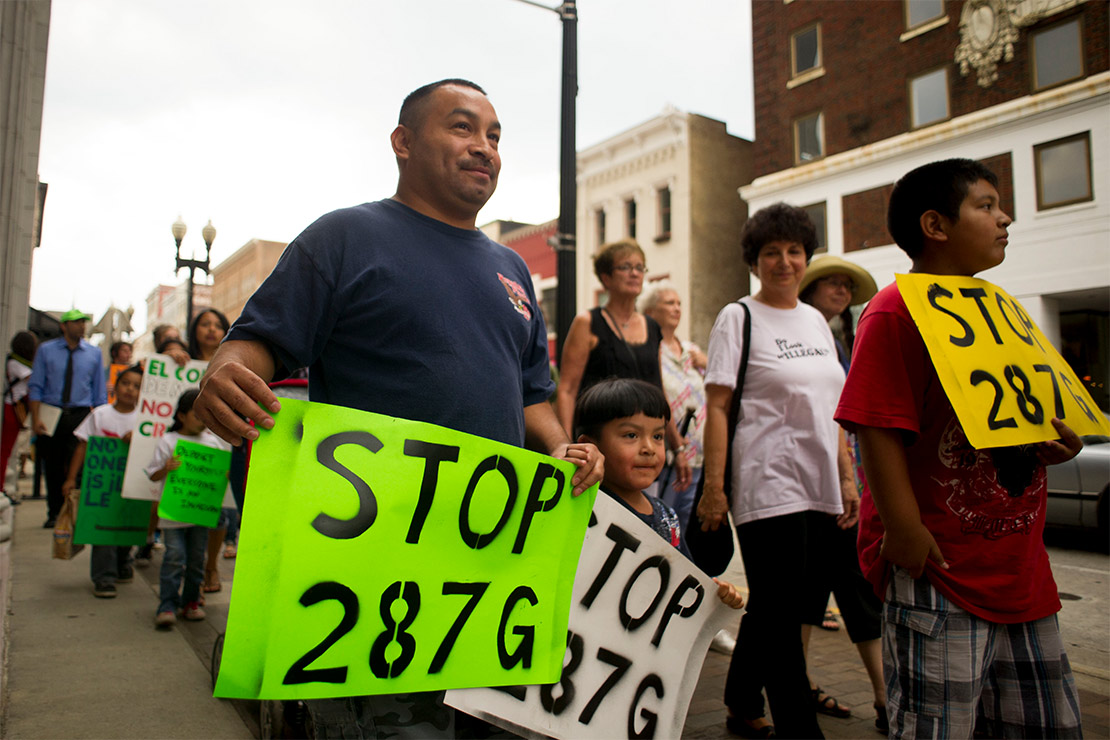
[32,0,754,334]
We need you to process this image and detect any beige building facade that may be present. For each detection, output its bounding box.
[209,238,287,324]
[577,107,753,347]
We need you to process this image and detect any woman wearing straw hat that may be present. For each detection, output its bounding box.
[798,254,889,735]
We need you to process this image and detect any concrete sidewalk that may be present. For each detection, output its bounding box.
[0,485,251,739]
[0,475,1105,739]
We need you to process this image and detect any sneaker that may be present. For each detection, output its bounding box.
[116,567,133,583]
[93,583,117,598]
[710,629,737,654]
[154,610,176,628]
[182,602,206,621]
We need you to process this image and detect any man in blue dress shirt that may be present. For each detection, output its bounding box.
[28,309,107,527]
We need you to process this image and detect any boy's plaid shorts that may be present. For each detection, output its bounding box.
[883,566,1082,739]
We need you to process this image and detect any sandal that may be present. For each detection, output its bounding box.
[223,544,237,559]
[202,576,222,593]
[725,715,775,738]
[820,609,841,631]
[813,687,852,718]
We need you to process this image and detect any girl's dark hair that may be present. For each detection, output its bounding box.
[109,340,133,362]
[187,308,230,360]
[169,388,200,432]
[573,378,671,440]
[10,331,37,361]
[740,203,818,267]
[116,363,144,384]
[157,337,187,354]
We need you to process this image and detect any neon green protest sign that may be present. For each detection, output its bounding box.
[74,436,150,546]
[214,399,597,700]
[158,439,230,527]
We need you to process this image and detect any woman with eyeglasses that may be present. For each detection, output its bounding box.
[556,239,690,489]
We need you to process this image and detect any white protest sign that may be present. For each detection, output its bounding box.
[121,354,208,500]
[446,494,735,739]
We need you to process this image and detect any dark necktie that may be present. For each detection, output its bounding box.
[61,347,75,406]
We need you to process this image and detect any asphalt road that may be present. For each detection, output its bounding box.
[1044,529,1110,693]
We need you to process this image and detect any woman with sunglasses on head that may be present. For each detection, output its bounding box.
[556,239,690,490]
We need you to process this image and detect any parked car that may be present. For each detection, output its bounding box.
[1046,430,1109,538]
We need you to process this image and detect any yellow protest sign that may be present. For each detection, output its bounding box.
[214,399,598,700]
[897,274,1108,449]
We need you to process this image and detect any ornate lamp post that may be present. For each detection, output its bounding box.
[172,216,216,329]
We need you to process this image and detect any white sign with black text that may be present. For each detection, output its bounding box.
[446,494,735,739]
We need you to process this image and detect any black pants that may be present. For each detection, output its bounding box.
[41,407,90,520]
[725,511,824,739]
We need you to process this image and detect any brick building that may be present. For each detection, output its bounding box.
[209,238,287,324]
[741,0,1109,410]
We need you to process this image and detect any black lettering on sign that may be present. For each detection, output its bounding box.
[402,440,460,544]
[581,524,641,609]
[497,586,537,670]
[959,288,1003,344]
[540,630,584,716]
[1033,365,1065,420]
[619,555,670,631]
[1061,372,1097,422]
[314,432,381,539]
[1004,365,1044,425]
[369,581,420,679]
[577,647,632,725]
[428,581,489,674]
[1009,298,1047,353]
[459,455,517,549]
[512,463,565,554]
[283,582,359,685]
[970,370,1018,430]
[628,674,664,739]
[493,684,528,701]
[996,293,1034,347]
[651,574,704,647]
[928,283,975,347]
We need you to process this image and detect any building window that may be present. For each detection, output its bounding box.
[1032,18,1083,90]
[655,186,672,241]
[1034,132,1093,210]
[791,24,821,77]
[909,67,949,128]
[905,0,943,28]
[594,207,606,245]
[794,112,824,163]
[802,202,827,253]
[625,198,637,239]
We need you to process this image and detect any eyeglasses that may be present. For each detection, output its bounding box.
[821,276,856,291]
[612,263,648,274]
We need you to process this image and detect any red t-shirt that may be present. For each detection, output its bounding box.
[835,283,1060,623]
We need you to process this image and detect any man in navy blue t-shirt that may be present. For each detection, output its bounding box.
[195,79,603,737]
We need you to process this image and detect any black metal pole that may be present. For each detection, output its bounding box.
[555,0,577,366]
[185,265,195,331]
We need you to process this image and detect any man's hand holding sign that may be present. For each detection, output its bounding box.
[214,399,598,700]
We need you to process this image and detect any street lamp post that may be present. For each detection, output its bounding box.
[513,0,577,365]
[172,216,217,330]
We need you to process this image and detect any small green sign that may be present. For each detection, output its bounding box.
[214,399,597,700]
[74,436,150,546]
[157,439,231,527]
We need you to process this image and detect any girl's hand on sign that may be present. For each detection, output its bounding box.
[1035,418,1083,466]
[713,578,744,609]
[164,455,182,474]
[879,521,947,579]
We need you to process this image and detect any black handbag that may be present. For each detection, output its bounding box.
[686,301,750,577]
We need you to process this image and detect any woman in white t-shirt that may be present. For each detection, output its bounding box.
[698,204,859,739]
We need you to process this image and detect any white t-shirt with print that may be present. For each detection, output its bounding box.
[704,296,845,525]
[144,430,234,529]
[73,404,137,440]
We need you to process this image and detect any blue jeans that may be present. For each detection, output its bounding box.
[660,465,702,530]
[158,526,208,613]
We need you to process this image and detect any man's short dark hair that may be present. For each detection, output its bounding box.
[887,158,999,259]
[573,378,671,440]
[739,203,818,267]
[398,79,487,131]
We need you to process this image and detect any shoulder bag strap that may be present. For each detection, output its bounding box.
[722,301,751,498]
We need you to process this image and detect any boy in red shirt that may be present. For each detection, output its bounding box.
[835,159,1083,738]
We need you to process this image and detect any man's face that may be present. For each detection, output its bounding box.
[62,320,86,343]
[396,84,501,223]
